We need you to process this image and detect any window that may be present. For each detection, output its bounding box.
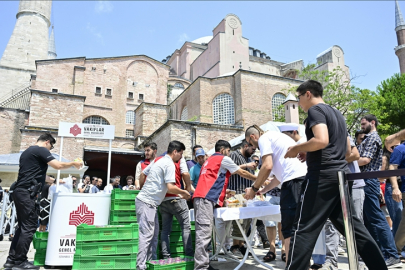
[126,110,135,124]
[180,107,188,121]
[126,129,134,138]
[106,88,112,96]
[52,89,58,93]
[139,94,144,100]
[128,92,134,99]
[83,116,109,125]
[272,93,286,120]
[174,82,184,89]
[133,82,138,86]
[213,93,235,125]
[95,87,102,94]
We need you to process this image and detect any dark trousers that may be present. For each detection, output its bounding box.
[8,189,39,264]
[246,220,268,243]
[364,178,399,259]
[286,178,387,270]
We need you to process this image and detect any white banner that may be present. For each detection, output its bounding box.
[58,122,115,140]
[45,193,111,266]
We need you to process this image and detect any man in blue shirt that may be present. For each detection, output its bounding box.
[190,148,206,188]
[389,142,405,254]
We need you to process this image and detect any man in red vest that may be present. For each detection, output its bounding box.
[140,152,194,259]
[193,140,257,270]
[135,142,157,190]
[136,141,191,270]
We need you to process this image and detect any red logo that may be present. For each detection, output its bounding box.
[69,203,95,226]
[70,124,81,137]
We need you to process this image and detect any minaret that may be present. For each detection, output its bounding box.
[395,0,405,74]
[48,26,57,59]
[0,0,52,99]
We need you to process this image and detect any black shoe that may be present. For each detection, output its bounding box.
[262,241,270,249]
[4,258,15,268]
[11,260,39,270]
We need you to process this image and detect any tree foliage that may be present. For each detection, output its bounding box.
[375,73,405,136]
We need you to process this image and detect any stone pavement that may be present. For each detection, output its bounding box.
[0,238,404,270]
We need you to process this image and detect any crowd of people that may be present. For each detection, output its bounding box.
[4,78,405,270]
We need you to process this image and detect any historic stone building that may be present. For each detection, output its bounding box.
[0,3,349,186]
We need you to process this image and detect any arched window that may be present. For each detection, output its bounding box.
[174,82,184,89]
[272,93,286,121]
[213,93,235,125]
[126,110,135,124]
[181,107,188,121]
[83,116,109,125]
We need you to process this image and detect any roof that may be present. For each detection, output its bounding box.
[0,152,69,166]
[191,36,213,45]
[396,0,405,29]
[207,121,306,155]
[283,93,297,104]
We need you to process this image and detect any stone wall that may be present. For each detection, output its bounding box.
[29,90,85,128]
[134,103,168,137]
[0,108,29,155]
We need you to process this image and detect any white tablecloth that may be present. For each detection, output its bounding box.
[214,205,281,222]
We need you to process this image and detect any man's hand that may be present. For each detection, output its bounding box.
[393,187,402,203]
[298,152,307,162]
[73,161,82,170]
[244,187,256,200]
[187,185,195,193]
[284,145,299,159]
[179,190,191,200]
[135,185,141,190]
[385,134,401,152]
[263,179,271,186]
[245,161,257,170]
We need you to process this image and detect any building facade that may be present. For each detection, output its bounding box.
[0,7,349,186]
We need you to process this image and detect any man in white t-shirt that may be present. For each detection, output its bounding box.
[279,123,307,145]
[135,141,191,270]
[245,125,307,265]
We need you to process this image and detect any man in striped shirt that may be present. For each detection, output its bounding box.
[228,139,258,257]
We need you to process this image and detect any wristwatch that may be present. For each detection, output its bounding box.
[251,184,259,193]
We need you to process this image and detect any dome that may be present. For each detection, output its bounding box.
[191,36,213,45]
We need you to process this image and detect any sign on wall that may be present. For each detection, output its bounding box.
[58,122,115,140]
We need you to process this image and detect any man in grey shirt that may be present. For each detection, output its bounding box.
[135,141,191,270]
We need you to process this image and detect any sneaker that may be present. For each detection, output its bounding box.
[230,245,243,259]
[11,260,39,270]
[385,257,402,268]
[320,261,338,270]
[218,248,225,255]
[338,246,345,254]
[401,251,405,258]
[4,258,15,268]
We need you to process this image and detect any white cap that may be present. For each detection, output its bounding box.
[279,124,299,132]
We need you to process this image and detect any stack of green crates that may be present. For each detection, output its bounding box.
[110,189,139,225]
[73,223,139,270]
[33,231,48,266]
[158,216,196,259]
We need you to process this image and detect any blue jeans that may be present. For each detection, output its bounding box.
[384,182,403,237]
[364,178,399,260]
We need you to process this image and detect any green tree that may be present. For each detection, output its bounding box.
[376,73,405,136]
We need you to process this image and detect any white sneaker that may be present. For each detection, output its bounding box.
[320,261,338,270]
[358,261,368,270]
[338,246,345,254]
[385,257,402,268]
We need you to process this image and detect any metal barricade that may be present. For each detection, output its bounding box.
[338,168,405,270]
[0,191,18,241]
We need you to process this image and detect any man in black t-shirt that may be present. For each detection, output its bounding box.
[283,80,386,270]
[5,133,81,270]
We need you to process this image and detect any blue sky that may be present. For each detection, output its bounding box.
[0,1,401,91]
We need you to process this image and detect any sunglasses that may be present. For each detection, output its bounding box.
[254,160,259,164]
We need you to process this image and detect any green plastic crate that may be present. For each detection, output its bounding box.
[76,239,139,256]
[76,223,138,242]
[157,252,188,260]
[162,222,195,232]
[34,231,49,240]
[147,257,194,270]
[111,200,136,211]
[72,254,137,270]
[109,221,137,226]
[110,210,137,223]
[111,189,140,200]
[34,249,46,266]
[33,235,47,250]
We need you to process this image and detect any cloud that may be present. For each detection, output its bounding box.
[178,33,190,44]
[86,23,104,45]
[95,1,113,13]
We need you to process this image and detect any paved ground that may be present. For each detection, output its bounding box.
[0,238,404,270]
